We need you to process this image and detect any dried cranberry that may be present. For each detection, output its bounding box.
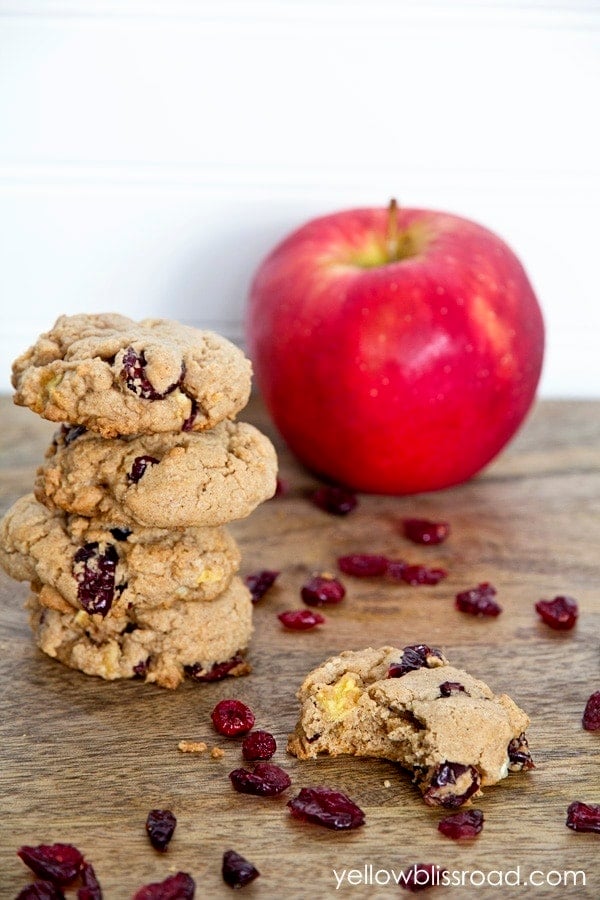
[146,808,177,851]
[582,691,600,731]
[72,542,118,617]
[60,424,87,446]
[222,850,260,889]
[120,347,183,401]
[455,582,502,617]
[278,609,325,630]
[422,762,481,808]
[109,527,131,542]
[309,485,357,516]
[439,682,467,697]
[535,595,578,630]
[133,658,149,678]
[566,801,600,833]
[507,733,535,771]
[181,398,198,432]
[211,699,255,736]
[399,863,447,892]
[244,570,279,603]
[229,762,291,796]
[132,871,195,900]
[337,554,389,577]
[15,884,65,900]
[287,787,365,830]
[77,863,102,900]
[185,654,245,682]
[397,564,447,586]
[127,455,159,484]
[301,574,346,606]
[438,809,484,839]
[242,730,277,761]
[403,518,450,545]
[388,645,444,678]
[17,844,84,885]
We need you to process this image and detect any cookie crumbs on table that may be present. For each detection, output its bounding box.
[178,741,208,754]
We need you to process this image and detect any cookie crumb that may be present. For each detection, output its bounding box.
[383,780,391,788]
[230,660,253,678]
[178,740,208,754]
[211,746,225,759]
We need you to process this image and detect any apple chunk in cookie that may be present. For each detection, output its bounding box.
[287,646,533,807]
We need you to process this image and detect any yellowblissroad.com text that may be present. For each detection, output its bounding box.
[332,864,587,890]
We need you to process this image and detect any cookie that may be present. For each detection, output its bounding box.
[12,313,252,437]
[287,646,533,806]
[35,419,277,528]
[26,576,253,689]
[0,494,241,615]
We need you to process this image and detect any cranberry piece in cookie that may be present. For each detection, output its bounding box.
[388,644,445,678]
[507,733,535,771]
[120,347,183,401]
[439,681,468,697]
[72,541,118,616]
[127,455,159,483]
[185,654,248,682]
[421,762,481,808]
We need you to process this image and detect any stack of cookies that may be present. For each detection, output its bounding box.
[0,313,277,688]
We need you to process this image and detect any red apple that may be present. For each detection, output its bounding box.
[246,202,544,494]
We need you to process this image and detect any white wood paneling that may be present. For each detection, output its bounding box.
[1,1,599,396]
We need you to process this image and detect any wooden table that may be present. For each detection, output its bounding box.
[1,395,599,898]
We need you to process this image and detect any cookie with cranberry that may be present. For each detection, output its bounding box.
[288,646,533,806]
[35,419,277,528]
[12,313,251,437]
[26,576,253,689]
[0,494,241,615]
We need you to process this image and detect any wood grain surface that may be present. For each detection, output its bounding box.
[0,395,599,899]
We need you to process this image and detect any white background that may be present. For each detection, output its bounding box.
[1,0,599,396]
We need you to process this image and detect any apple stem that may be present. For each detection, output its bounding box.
[386,198,400,262]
